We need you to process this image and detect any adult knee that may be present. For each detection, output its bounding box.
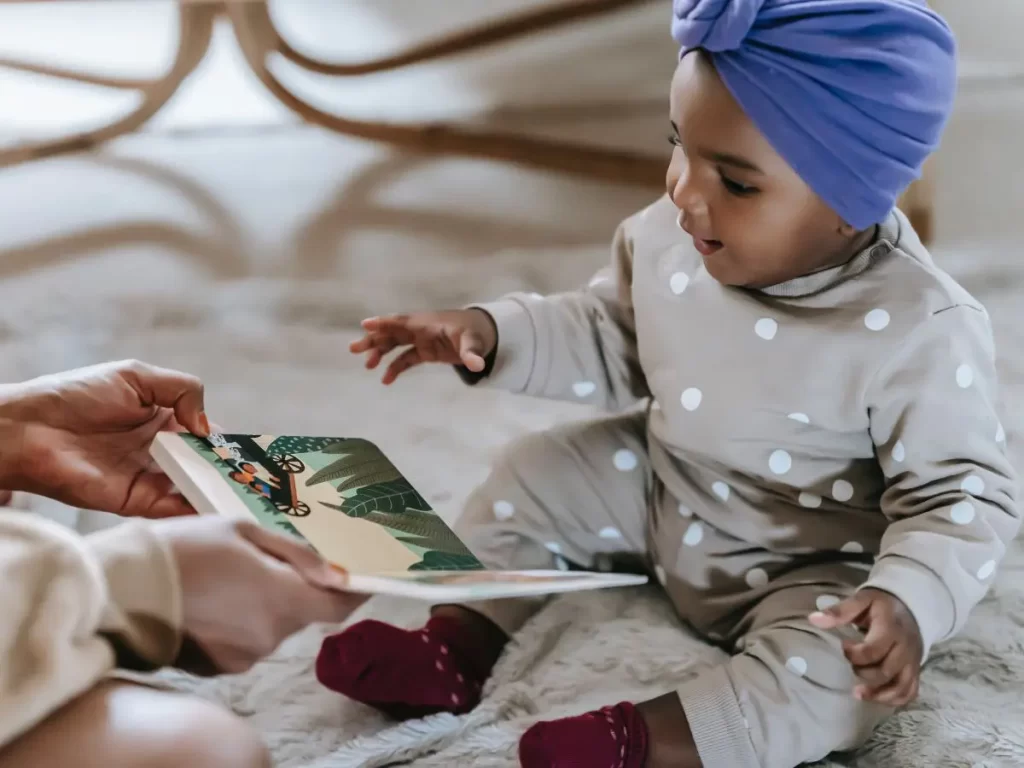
[143,695,269,768]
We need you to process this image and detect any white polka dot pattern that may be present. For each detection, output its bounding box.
[798,492,821,509]
[492,500,515,521]
[956,364,974,389]
[816,594,841,611]
[961,475,985,495]
[613,449,638,471]
[745,568,769,588]
[785,656,808,677]
[950,501,976,525]
[572,381,596,397]
[683,522,704,547]
[892,440,906,463]
[864,308,890,331]
[680,388,703,411]
[832,480,854,502]
[670,272,690,295]
[712,482,731,502]
[755,318,778,340]
[769,450,792,475]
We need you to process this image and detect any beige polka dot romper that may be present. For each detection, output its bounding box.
[452,194,1019,768]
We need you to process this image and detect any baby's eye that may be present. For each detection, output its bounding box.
[719,171,757,197]
[667,134,683,148]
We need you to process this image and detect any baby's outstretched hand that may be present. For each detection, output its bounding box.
[808,588,923,707]
[350,309,498,385]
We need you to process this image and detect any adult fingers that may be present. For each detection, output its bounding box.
[122,472,198,518]
[809,591,873,630]
[382,347,423,385]
[120,360,209,437]
[286,580,369,627]
[236,520,348,592]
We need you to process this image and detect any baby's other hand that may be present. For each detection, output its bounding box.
[808,588,924,707]
[350,309,497,385]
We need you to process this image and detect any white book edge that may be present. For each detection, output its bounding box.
[149,432,650,602]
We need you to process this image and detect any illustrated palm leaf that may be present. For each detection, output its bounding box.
[267,436,344,455]
[306,439,400,489]
[394,535,478,557]
[320,479,430,518]
[408,551,484,571]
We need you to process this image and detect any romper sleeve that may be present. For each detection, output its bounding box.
[456,215,650,410]
[861,304,1020,655]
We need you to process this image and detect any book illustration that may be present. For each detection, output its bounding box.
[182,433,484,573]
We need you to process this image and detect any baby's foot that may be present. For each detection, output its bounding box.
[519,702,648,768]
[316,611,506,719]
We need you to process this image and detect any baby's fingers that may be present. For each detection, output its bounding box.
[843,619,896,667]
[382,347,424,385]
[850,647,904,690]
[349,334,376,354]
[858,666,919,707]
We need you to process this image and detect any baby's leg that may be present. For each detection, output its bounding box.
[317,412,652,718]
[521,580,891,768]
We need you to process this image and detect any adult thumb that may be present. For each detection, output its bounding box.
[236,520,348,592]
[808,592,871,629]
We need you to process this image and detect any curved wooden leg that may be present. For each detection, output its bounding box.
[226,0,667,187]
[0,3,218,169]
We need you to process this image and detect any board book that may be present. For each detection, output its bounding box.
[149,432,648,602]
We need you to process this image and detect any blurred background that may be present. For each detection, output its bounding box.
[1,0,1022,532]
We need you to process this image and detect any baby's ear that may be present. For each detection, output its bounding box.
[836,218,860,239]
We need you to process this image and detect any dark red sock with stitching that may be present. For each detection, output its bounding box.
[315,613,506,719]
[519,702,649,768]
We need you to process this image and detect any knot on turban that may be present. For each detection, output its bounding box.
[671,0,957,229]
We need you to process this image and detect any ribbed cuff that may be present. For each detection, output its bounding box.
[88,521,183,670]
[677,665,761,768]
[461,298,537,394]
[861,555,955,658]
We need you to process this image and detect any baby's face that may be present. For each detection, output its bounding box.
[666,52,862,288]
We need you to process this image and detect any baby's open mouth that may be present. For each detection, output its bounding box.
[693,237,723,256]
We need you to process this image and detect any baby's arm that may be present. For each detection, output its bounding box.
[861,303,1019,656]
[460,217,649,410]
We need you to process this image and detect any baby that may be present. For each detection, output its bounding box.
[317,2,1020,767]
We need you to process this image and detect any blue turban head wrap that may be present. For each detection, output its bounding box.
[670,0,957,229]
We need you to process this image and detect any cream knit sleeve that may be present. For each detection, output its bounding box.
[0,513,182,749]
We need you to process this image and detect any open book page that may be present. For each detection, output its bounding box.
[151,432,649,601]
[153,432,484,574]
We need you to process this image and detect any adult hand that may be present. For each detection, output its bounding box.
[0,360,210,518]
[155,516,363,675]
[809,587,924,706]
[351,309,497,384]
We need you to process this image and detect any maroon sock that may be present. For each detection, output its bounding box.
[315,614,505,719]
[519,702,649,768]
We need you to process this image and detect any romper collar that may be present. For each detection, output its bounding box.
[756,211,901,298]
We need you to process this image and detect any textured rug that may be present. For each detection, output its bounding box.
[155,543,1024,768]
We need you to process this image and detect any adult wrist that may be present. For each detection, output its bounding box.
[0,389,27,490]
